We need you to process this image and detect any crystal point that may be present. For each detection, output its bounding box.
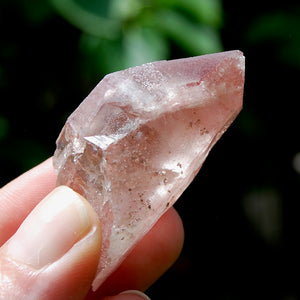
[53,50,245,290]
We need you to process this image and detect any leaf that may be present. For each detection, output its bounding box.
[153,10,223,55]
[50,0,121,39]
[79,34,124,73]
[177,0,223,28]
[73,0,111,17]
[79,25,169,74]
[123,26,169,68]
[109,0,144,20]
[153,0,223,28]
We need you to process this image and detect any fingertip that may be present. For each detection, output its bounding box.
[103,290,150,300]
[119,290,151,300]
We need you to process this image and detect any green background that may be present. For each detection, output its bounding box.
[1,0,300,299]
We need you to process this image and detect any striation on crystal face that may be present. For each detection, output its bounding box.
[53,50,245,290]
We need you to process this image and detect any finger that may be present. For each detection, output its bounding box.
[0,158,184,299]
[102,290,150,300]
[88,207,184,299]
[0,186,101,300]
[0,158,56,245]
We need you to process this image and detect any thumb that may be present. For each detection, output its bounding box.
[0,186,101,300]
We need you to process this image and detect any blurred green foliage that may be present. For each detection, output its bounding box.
[0,0,224,174]
[50,0,223,73]
[1,0,300,299]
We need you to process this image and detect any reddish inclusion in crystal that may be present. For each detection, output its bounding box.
[53,50,245,290]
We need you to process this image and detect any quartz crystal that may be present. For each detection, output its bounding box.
[53,50,245,290]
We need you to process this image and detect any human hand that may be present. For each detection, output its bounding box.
[0,158,184,299]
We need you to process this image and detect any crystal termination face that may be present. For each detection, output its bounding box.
[53,50,245,290]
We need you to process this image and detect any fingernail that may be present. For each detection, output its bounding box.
[6,186,91,269]
[119,290,151,300]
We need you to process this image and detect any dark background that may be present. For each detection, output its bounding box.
[1,0,300,299]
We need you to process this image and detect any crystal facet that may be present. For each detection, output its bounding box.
[53,50,245,290]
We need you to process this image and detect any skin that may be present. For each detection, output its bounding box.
[0,158,184,299]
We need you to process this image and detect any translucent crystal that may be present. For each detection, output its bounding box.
[53,50,245,290]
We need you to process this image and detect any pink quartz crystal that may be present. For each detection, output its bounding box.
[53,50,245,290]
